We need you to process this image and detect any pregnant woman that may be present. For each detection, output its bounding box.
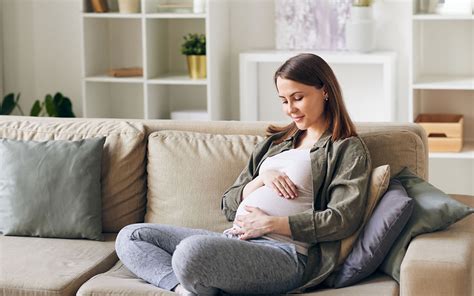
[115,53,371,295]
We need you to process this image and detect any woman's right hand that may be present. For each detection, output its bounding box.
[260,169,298,199]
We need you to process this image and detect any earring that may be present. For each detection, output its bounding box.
[324,95,329,101]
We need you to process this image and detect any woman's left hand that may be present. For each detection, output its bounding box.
[234,206,273,240]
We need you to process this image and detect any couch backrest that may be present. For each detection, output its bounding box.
[0,116,147,233]
[0,116,428,233]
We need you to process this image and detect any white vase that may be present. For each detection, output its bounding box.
[345,6,375,53]
[118,0,140,14]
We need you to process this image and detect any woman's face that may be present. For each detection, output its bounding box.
[276,77,327,131]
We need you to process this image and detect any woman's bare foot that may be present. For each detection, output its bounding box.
[173,284,193,296]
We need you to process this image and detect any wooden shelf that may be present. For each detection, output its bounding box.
[429,141,474,159]
[83,13,142,19]
[85,75,144,83]
[413,14,474,20]
[148,74,207,85]
[413,75,474,90]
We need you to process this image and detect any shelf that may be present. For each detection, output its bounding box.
[413,14,474,20]
[413,75,474,90]
[85,75,144,83]
[148,74,207,85]
[146,13,206,19]
[83,13,142,19]
[429,141,474,159]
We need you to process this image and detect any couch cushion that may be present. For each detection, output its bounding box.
[77,261,397,296]
[360,130,425,179]
[77,261,174,296]
[146,131,264,232]
[0,234,117,296]
[0,118,147,232]
[305,272,398,296]
[0,137,105,240]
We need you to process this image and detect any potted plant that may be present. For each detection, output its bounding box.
[345,0,375,52]
[181,33,206,79]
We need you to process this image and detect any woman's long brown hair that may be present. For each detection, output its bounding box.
[267,53,357,144]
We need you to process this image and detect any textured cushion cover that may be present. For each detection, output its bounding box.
[145,131,264,232]
[0,138,105,240]
[333,179,414,287]
[0,119,146,232]
[380,167,474,282]
[0,234,117,296]
[77,261,174,296]
[77,262,397,296]
[337,165,391,265]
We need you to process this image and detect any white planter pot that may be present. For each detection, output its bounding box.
[345,6,375,52]
[118,0,140,14]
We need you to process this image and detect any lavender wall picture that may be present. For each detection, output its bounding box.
[275,0,352,50]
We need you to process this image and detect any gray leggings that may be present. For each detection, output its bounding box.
[115,223,306,295]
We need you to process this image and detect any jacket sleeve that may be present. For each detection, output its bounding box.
[221,139,269,222]
[288,138,371,244]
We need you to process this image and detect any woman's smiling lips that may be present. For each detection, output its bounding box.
[292,116,304,122]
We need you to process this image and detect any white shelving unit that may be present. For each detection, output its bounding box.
[409,2,474,195]
[240,50,396,122]
[81,0,230,120]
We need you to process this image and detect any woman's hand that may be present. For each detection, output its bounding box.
[234,206,273,240]
[260,169,298,199]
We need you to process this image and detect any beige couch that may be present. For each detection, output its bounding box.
[0,116,472,296]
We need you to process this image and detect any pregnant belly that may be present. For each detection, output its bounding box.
[235,186,312,218]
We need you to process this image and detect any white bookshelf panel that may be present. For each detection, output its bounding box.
[413,75,474,90]
[146,84,207,119]
[148,74,207,85]
[83,18,143,77]
[84,82,144,119]
[145,18,205,79]
[83,13,142,19]
[413,20,473,78]
[413,14,474,20]
[412,89,474,142]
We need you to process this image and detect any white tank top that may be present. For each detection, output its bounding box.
[232,148,313,255]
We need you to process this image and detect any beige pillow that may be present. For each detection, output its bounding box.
[337,164,391,265]
[0,119,147,232]
[146,131,264,232]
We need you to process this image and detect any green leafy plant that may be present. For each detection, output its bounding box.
[30,92,75,117]
[181,33,206,55]
[353,0,372,6]
[0,93,24,115]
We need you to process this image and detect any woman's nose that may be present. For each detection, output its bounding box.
[288,102,297,113]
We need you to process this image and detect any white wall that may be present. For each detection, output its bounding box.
[2,0,83,116]
[1,0,411,120]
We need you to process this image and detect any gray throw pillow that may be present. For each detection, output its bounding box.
[332,179,414,288]
[0,137,105,240]
[379,167,474,282]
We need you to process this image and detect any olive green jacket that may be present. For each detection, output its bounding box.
[221,129,372,293]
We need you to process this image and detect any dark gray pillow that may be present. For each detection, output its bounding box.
[379,167,474,282]
[0,137,105,240]
[332,179,414,288]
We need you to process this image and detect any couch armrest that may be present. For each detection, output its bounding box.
[400,194,474,296]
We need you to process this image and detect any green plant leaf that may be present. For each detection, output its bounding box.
[45,94,57,116]
[30,100,42,116]
[57,96,75,117]
[0,93,16,115]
